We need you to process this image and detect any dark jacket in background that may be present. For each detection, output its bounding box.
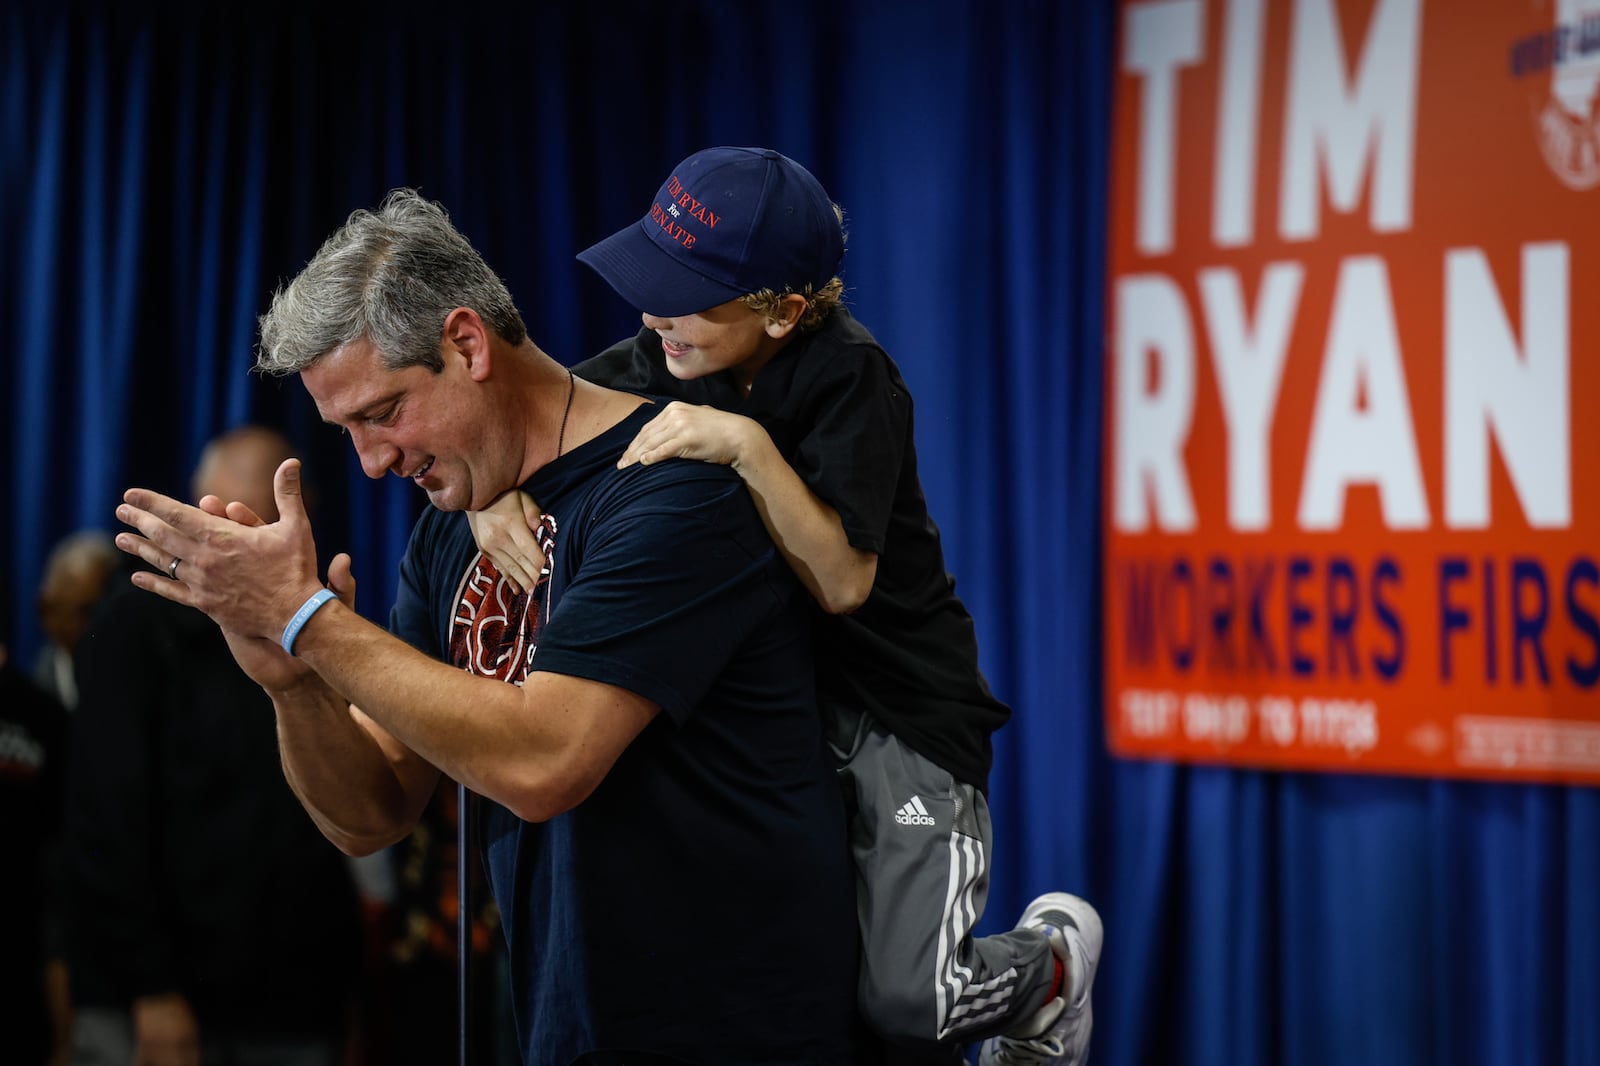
[63,575,362,1039]
[0,659,68,1064]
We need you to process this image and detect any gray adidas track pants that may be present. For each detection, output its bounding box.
[825,705,1057,1062]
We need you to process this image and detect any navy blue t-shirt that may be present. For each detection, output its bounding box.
[388,404,857,1065]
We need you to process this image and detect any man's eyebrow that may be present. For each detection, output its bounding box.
[320,391,403,426]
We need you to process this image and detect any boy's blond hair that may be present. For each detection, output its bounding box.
[740,275,845,334]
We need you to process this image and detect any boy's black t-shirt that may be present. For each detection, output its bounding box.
[576,309,1011,790]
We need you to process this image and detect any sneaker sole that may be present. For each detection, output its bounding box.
[1021,892,1103,969]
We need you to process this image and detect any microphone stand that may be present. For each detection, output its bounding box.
[458,781,474,1066]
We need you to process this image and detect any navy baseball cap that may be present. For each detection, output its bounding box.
[577,147,845,317]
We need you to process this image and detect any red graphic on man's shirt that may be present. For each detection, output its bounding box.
[447,514,557,685]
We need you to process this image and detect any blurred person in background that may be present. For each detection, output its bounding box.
[63,426,363,1066]
[33,530,119,710]
[0,571,72,1065]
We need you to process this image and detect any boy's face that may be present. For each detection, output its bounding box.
[640,298,785,388]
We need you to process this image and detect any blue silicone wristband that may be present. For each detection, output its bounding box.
[281,588,337,656]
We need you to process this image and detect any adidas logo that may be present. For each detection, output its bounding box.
[894,795,937,827]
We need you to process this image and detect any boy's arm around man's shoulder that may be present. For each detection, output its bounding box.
[726,426,878,614]
[615,397,879,615]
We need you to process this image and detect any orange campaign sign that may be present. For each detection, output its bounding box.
[1103,0,1600,782]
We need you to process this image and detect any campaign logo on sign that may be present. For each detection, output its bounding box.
[1510,0,1600,190]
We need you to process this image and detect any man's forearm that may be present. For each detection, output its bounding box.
[270,672,437,855]
[288,596,659,824]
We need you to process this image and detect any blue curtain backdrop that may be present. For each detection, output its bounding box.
[3,3,1594,1064]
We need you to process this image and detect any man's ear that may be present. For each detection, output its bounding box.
[764,294,809,340]
[442,307,495,381]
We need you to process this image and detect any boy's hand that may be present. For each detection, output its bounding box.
[466,489,546,595]
[618,402,762,471]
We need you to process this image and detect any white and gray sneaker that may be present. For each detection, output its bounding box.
[977,892,1103,1066]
